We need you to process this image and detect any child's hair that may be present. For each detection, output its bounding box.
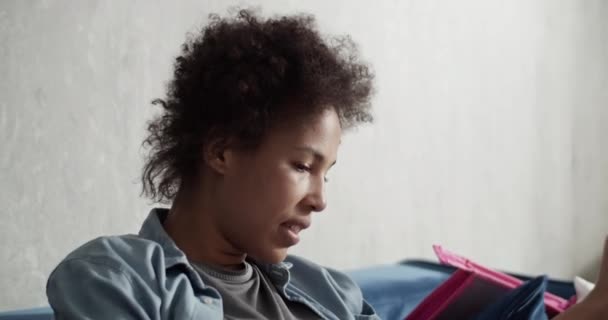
[142,9,374,203]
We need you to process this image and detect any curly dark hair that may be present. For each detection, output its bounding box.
[142,9,374,203]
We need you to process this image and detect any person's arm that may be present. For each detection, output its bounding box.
[554,237,608,319]
[47,258,155,320]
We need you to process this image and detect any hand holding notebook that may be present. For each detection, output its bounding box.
[553,236,608,320]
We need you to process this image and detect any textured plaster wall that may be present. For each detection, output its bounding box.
[1,0,607,310]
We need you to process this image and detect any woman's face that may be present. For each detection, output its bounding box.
[214,108,341,263]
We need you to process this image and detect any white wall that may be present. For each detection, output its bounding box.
[1,0,607,310]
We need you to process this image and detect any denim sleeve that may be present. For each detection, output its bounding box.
[46,258,156,320]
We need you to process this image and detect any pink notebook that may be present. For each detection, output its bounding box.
[405,245,573,320]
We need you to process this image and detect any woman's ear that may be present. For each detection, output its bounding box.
[203,138,231,175]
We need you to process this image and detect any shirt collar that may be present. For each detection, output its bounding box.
[138,207,191,269]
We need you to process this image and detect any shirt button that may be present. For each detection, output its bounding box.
[201,297,214,305]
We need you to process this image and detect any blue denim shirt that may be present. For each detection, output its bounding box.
[47,208,379,319]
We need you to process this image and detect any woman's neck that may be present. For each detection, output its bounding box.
[163,187,247,271]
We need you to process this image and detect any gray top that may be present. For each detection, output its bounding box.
[193,260,320,319]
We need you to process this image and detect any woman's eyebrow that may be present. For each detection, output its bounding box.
[294,146,337,166]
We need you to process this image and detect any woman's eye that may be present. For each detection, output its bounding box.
[294,163,311,172]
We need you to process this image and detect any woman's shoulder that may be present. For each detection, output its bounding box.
[48,234,174,287]
[47,235,170,311]
[59,234,163,271]
[46,235,218,319]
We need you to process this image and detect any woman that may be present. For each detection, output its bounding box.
[47,9,378,320]
[47,9,608,320]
